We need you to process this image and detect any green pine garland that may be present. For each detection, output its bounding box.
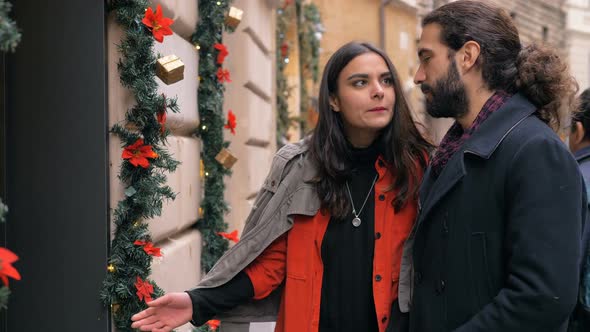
[300,3,321,83]
[191,0,234,274]
[296,0,322,134]
[276,4,294,147]
[0,0,20,53]
[191,0,237,330]
[276,1,322,143]
[100,1,180,330]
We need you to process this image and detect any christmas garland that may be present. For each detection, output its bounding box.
[276,0,322,144]
[0,0,20,53]
[296,0,322,133]
[276,3,295,147]
[299,2,321,83]
[192,0,239,330]
[101,1,180,330]
[191,0,235,276]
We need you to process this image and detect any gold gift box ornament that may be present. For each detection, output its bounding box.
[156,54,185,85]
[215,148,238,169]
[225,6,243,30]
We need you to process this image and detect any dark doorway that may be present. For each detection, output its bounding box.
[2,0,110,330]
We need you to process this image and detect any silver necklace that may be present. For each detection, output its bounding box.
[345,174,379,227]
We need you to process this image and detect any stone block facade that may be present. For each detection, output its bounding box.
[107,1,276,331]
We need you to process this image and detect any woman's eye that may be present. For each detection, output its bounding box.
[353,80,367,87]
[382,77,393,86]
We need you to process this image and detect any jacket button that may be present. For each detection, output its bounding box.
[271,180,276,186]
[375,232,381,239]
[375,275,382,282]
[415,272,422,285]
[381,316,387,323]
[378,194,385,201]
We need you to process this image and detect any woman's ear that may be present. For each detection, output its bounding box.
[329,95,340,112]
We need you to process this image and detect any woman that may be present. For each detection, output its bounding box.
[131,41,431,332]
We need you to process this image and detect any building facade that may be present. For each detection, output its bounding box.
[566,0,590,91]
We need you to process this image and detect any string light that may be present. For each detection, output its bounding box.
[107,264,115,273]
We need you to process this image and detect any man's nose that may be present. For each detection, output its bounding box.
[414,66,425,85]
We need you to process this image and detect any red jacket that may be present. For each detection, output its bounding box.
[245,156,418,332]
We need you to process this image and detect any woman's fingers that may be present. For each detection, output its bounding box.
[147,295,172,307]
[131,307,156,324]
[138,321,166,331]
[131,313,160,329]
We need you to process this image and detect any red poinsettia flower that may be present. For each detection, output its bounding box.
[216,68,232,83]
[122,139,158,168]
[280,42,289,58]
[214,43,229,65]
[224,110,237,135]
[157,98,167,135]
[206,320,221,330]
[0,248,20,287]
[217,230,239,243]
[134,240,163,257]
[142,4,174,43]
[135,276,154,303]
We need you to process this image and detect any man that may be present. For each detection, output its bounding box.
[401,1,587,331]
[568,88,590,331]
[570,89,590,188]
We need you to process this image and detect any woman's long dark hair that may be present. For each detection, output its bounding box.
[308,42,432,218]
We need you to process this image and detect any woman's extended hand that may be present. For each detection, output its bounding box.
[131,292,193,332]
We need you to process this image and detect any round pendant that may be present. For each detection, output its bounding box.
[352,217,361,227]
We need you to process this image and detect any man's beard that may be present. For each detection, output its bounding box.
[421,59,469,118]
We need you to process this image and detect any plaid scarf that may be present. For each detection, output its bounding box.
[431,91,511,178]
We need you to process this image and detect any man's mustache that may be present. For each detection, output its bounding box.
[420,84,433,95]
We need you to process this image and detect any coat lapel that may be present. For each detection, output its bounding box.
[417,93,537,225]
[418,150,466,223]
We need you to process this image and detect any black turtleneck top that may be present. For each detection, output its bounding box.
[319,142,379,332]
[187,143,381,332]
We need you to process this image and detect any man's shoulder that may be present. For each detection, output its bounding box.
[502,115,562,150]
